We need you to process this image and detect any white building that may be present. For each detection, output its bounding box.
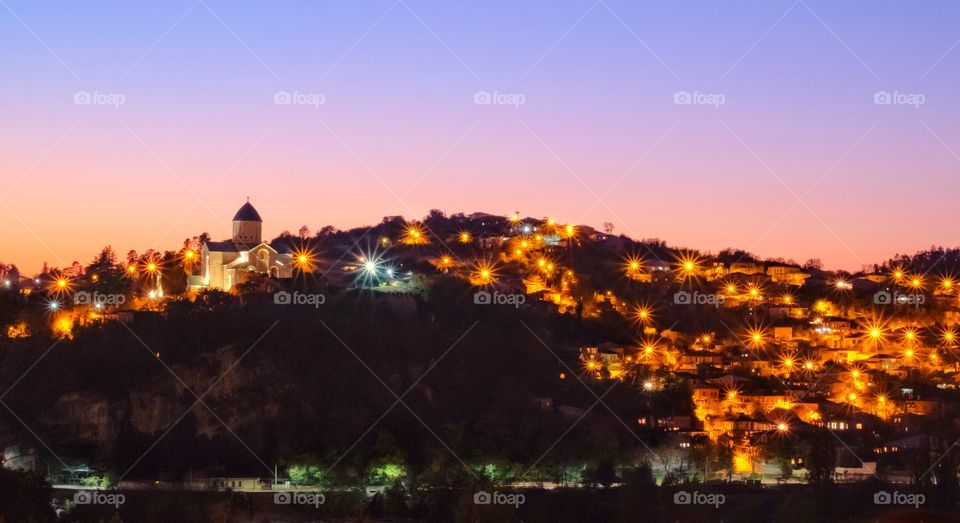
[190,201,295,291]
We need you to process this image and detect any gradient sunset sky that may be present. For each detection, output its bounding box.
[2,1,959,273]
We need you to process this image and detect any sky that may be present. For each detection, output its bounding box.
[2,0,959,274]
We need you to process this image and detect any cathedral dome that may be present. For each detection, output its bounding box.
[233,202,262,222]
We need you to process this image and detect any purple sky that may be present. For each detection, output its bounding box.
[2,0,959,273]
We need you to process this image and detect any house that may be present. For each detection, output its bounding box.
[728,262,763,275]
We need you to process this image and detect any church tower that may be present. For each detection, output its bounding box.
[232,199,263,245]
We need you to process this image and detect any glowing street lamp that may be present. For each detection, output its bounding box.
[781,356,795,372]
[675,253,701,281]
[472,262,497,286]
[458,231,472,244]
[909,275,924,291]
[942,328,957,347]
[891,267,905,283]
[634,305,653,324]
[834,278,852,291]
[403,224,428,245]
[745,325,767,349]
[902,328,918,345]
[292,247,316,272]
[48,274,72,297]
[940,277,955,293]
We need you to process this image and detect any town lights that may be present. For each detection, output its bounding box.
[943,329,957,346]
[403,224,427,245]
[776,423,788,432]
[782,356,795,370]
[635,306,653,324]
[292,247,316,271]
[745,326,767,349]
[675,253,701,281]
[47,299,60,311]
[941,277,955,292]
[909,275,923,290]
[458,231,472,244]
[48,275,72,296]
[624,256,643,275]
[643,381,654,391]
[892,267,905,283]
[471,262,497,286]
[902,328,918,344]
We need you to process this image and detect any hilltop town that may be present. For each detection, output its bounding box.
[2,202,960,520]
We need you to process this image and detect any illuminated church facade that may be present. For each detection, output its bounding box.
[189,201,295,291]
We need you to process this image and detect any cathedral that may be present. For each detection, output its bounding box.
[189,201,295,291]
